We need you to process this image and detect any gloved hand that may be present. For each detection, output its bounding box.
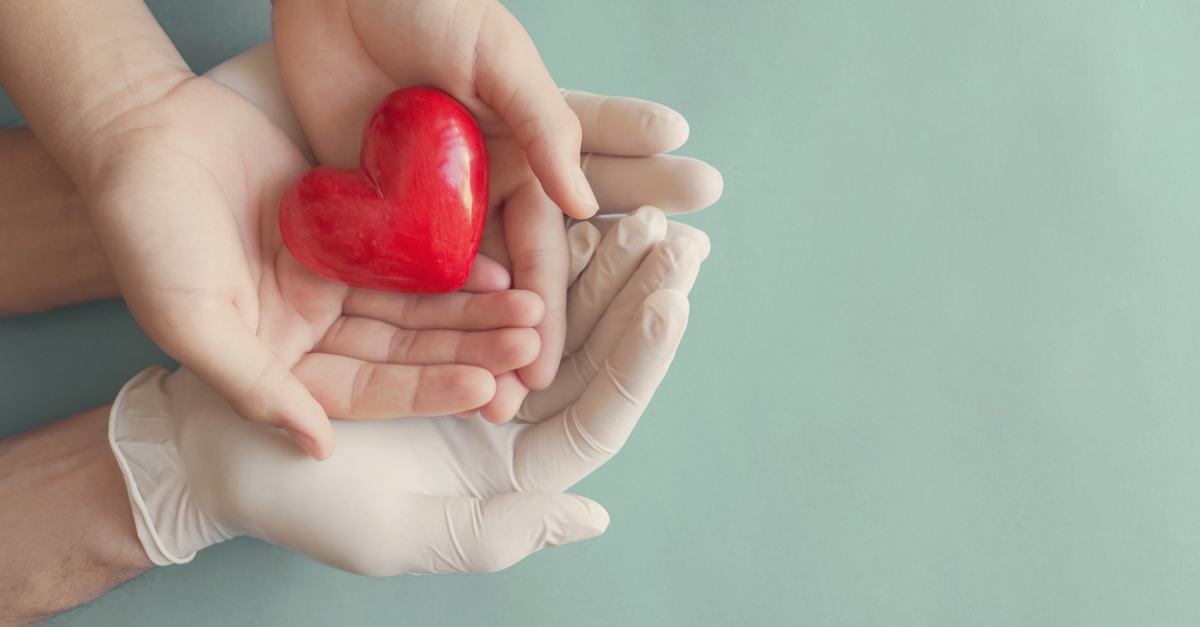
[110,207,708,575]
[204,39,720,420]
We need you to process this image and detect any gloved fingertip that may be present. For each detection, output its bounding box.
[686,160,725,210]
[552,494,610,544]
[687,227,714,261]
[663,221,713,262]
[650,106,691,153]
[641,290,691,338]
[566,222,601,285]
[662,234,702,262]
[566,220,601,254]
[627,205,668,240]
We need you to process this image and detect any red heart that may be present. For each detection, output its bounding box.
[280,87,488,293]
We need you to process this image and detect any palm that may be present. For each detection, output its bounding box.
[92,77,337,360]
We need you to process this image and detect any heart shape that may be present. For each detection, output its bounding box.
[280,87,488,293]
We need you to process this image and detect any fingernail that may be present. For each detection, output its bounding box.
[286,428,322,460]
[572,167,599,217]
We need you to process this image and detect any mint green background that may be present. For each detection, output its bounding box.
[4,1,1200,625]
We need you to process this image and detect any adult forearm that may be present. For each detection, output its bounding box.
[0,0,192,189]
[0,129,118,315]
[0,406,153,625]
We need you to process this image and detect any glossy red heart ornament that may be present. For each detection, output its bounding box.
[279,87,488,293]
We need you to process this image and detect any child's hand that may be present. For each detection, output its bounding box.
[271,1,724,419]
[272,0,594,402]
[85,76,542,459]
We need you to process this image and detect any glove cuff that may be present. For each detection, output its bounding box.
[108,366,233,565]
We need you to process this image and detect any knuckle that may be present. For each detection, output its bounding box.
[349,362,378,418]
[387,328,419,362]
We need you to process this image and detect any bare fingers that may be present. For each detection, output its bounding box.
[342,287,543,331]
[293,353,496,420]
[317,316,538,375]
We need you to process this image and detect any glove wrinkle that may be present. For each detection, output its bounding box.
[109,367,234,566]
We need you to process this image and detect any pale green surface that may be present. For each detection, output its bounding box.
[5,1,1200,625]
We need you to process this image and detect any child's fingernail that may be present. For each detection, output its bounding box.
[286,428,322,460]
[572,167,599,216]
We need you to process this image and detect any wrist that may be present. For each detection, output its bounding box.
[59,66,195,198]
[0,406,153,622]
[0,0,194,187]
[110,367,238,566]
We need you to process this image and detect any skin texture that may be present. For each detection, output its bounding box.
[0,406,152,625]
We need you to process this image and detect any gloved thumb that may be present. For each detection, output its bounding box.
[437,492,610,574]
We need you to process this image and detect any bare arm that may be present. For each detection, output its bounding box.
[0,406,152,625]
[0,128,118,315]
[0,0,190,190]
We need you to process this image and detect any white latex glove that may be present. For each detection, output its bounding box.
[110,208,708,575]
